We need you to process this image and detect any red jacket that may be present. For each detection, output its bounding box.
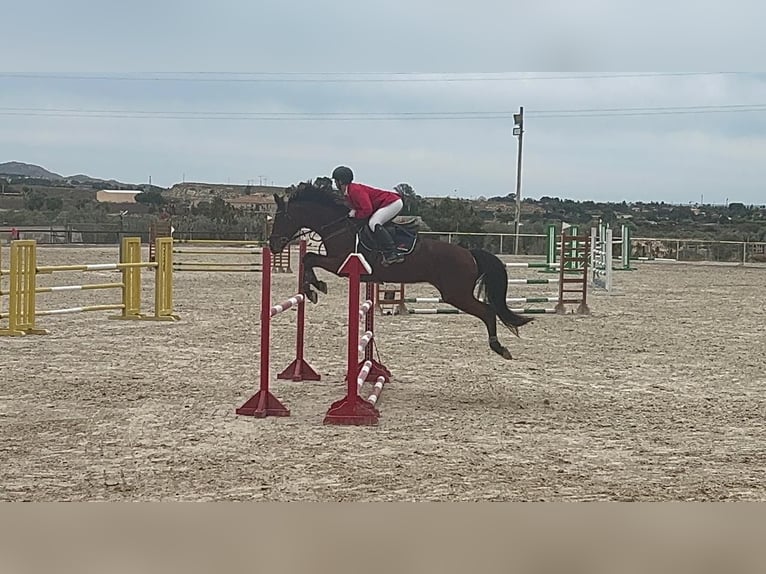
[346,182,400,219]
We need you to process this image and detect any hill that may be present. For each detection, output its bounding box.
[0,161,64,180]
[0,161,146,189]
[1,161,764,245]
[67,173,125,186]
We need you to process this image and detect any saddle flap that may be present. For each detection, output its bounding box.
[358,223,418,256]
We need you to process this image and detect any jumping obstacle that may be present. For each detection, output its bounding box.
[590,225,614,292]
[589,222,635,293]
[324,252,391,426]
[376,274,563,315]
[613,223,633,270]
[377,227,590,316]
[0,237,178,336]
[590,221,634,272]
[406,307,555,315]
[149,221,292,273]
[375,282,408,315]
[495,223,574,273]
[504,223,565,273]
[148,220,172,263]
[376,285,560,316]
[544,223,584,272]
[555,229,590,315]
[173,240,264,273]
[171,239,292,273]
[236,240,319,418]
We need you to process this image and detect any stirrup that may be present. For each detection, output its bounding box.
[381,252,404,266]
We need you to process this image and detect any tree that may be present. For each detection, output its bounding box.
[727,202,749,218]
[44,196,64,211]
[394,183,423,215]
[421,198,485,233]
[192,197,238,225]
[394,182,417,198]
[23,190,45,211]
[135,190,167,208]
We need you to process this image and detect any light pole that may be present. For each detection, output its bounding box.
[513,106,524,255]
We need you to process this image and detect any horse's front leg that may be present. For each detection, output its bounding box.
[302,252,343,303]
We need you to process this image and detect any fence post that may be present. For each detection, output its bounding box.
[153,237,180,321]
[0,240,48,336]
[120,236,143,318]
[545,224,557,267]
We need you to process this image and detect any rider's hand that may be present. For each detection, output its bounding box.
[348,209,356,218]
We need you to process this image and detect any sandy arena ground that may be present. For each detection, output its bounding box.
[1,244,765,501]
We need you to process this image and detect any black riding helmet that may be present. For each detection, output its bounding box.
[332,165,354,185]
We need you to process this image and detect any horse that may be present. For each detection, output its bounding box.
[268,178,533,360]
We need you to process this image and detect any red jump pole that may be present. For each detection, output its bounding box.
[324,253,380,425]
[277,239,320,381]
[236,245,290,418]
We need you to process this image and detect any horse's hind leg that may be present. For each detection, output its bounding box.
[440,291,513,360]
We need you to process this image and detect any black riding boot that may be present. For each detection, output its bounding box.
[372,224,404,265]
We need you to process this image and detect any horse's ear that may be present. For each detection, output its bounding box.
[274,193,285,210]
[315,176,332,191]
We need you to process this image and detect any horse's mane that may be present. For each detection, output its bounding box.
[286,178,347,211]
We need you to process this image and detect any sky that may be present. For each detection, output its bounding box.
[1,1,765,205]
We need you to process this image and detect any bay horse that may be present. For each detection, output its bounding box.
[268,178,533,359]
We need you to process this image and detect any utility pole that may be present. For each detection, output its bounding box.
[513,106,524,255]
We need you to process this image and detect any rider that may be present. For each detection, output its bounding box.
[331,165,404,265]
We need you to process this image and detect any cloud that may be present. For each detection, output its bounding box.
[2,2,766,203]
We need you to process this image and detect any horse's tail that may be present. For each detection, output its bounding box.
[471,248,534,336]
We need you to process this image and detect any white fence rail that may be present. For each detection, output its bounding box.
[419,231,766,264]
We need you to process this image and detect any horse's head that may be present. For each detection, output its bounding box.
[268,178,349,253]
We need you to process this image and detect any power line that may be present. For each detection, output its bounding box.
[528,103,766,118]
[1,102,766,121]
[0,106,510,116]
[0,111,513,121]
[0,71,745,83]
[529,103,766,114]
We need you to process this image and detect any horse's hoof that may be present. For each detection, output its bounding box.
[306,289,318,304]
[316,281,328,294]
[490,338,513,360]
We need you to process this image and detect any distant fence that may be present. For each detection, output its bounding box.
[0,225,265,246]
[2,226,765,264]
[419,232,550,255]
[631,237,766,264]
[0,225,144,245]
[419,232,766,264]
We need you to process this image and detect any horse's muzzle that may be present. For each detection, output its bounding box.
[269,236,288,253]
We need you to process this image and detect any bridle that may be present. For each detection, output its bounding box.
[270,209,358,249]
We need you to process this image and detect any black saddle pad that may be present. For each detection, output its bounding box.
[358,222,418,255]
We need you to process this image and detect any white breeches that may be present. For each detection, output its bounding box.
[367,198,403,231]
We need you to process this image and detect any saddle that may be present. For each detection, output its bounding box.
[357,218,419,259]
